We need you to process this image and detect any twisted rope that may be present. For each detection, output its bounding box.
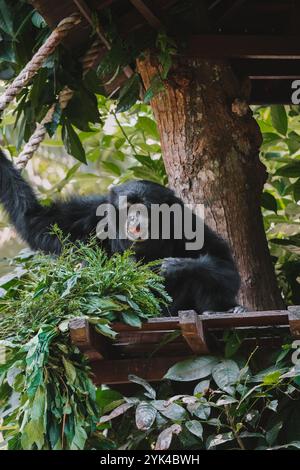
[0,13,81,113]
[15,38,102,169]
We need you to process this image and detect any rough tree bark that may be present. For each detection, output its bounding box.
[137,54,285,310]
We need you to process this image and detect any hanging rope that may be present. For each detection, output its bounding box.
[15,38,102,170]
[15,86,74,169]
[0,13,81,113]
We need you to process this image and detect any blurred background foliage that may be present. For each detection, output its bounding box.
[0,0,299,305]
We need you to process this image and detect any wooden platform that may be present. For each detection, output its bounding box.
[69,306,300,386]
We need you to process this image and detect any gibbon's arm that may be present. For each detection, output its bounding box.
[161,225,241,313]
[0,151,107,254]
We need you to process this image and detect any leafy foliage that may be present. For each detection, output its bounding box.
[254,105,300,304]
[0,239,169,449]
[98,348,300,450]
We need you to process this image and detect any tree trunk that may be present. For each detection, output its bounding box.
[137,54,285,310]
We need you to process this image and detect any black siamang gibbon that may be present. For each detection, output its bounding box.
[0,151,241,315]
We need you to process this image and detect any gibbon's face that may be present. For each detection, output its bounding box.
[108,180,182,260]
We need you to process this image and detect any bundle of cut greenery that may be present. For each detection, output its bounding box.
[0,238,170,450]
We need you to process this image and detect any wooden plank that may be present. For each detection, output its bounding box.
[232,59,300,79]
[250,78,296,104]
[179,310,210,354]
[113,310,290,332]
[69,318,110,361]
[185,35,300,59]
[129,0,162,29]
[90,356,186,385]
[214,0,247,27]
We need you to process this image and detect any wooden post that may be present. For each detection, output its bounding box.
[179,310,210,354]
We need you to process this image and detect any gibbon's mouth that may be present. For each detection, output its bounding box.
[126,223,147,242]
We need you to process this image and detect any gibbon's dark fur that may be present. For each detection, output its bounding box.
[0,151,240,314]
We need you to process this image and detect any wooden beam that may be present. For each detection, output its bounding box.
[185,35,300,59]
[90,356,186,385]
[179,310,210,354]
[232,59,300,79]
[69,318,110,361]
[113,310,291,333]
[129,0,162,29]
[249,79,296,104]
[215,0,247,27]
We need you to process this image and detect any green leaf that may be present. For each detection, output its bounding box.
[135,402,157,430]
[216,395,238,406]
[287,131,300,154]
[62,119,87,164]
[185,420,203,439]
[155,424,181,450]
[137,116,159,139]
[102,161,121,176]
[31,385,46,420]
[261,192,277,213]
[21,419,45,450]
[128,374,156,399]
[266,421,283,446]
[121,312,142,328]
[62,356,77,384]
[116,73,140,113]
[152,400,187,420]
[31,11,47,29]
[190,403,211,420]
[293,178,300,201]
[194,379,210,395]
[270,105,288,135]
[164,356,218,381]
[206,432,235,449]
[212,360,240,394]
[275,162,300,177]
[71,425,87,450]
[96,389,123,412]
[0,0,14,37]
[144,75,165,103]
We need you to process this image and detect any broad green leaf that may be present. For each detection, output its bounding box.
[128,374,156,399]
[135,402,157,430]
[194,379,210,395]
[121,312,142,328]
[164,356,218,382]
[185,420,203,439]
[62,356,77,384]
[21,418,45,450]
[212,360,240,393]
[275,162,300,177]
[152,400,187,420]
[96,389,123,412]
[270,105,288,135]
[294,178,300,201]
[116,73,140,113]
[261,192,277,213]
[62,119,87,164]
[137,116,159,139]
[155,424,181,450]
[266,421,283,446]
[206,432,235,449]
